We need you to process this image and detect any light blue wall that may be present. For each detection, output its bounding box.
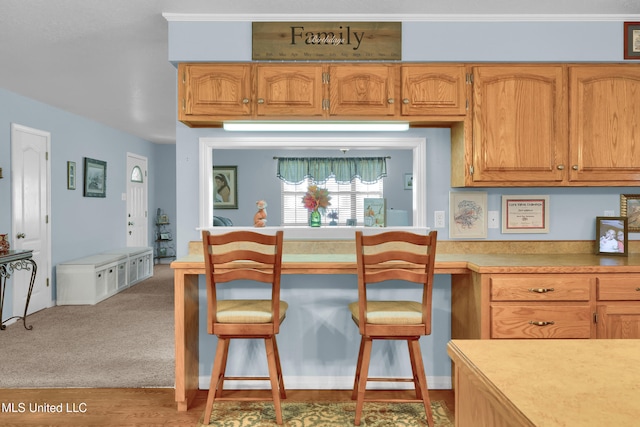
[0,88,172,317]
[169,20,640,388]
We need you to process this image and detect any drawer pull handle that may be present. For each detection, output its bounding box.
[636,288,640,291]
[528,288,554,293]
[529,321,554,326]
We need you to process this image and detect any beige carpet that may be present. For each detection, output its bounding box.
[0,264,174,388]
[197,401,454,426]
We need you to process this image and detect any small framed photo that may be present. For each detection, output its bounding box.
[364,198,386,227]
[449,191,487,239]
[404,173,413,190]
[501,195,550,234]
[596,217,628,256]
[159,232,172,240]
[620,194,640,232]
[67,161,76,190]
[624,22,640,60]
[213,166,238,209]
[157,214,169,224]
[83,157,106,198]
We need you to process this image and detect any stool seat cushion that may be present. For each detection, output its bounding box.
[216,299,288,323]
[348,301,422,325]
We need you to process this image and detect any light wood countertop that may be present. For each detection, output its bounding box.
[448,339,640,426]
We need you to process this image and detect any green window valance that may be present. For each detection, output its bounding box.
[276,157,387,184]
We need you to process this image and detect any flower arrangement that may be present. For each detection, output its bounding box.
[302,184,331,213]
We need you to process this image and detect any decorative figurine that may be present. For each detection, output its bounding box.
[254,200,268,227]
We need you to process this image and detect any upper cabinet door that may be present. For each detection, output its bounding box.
[328,65,398,117]
[179,64,252,119]
[471,66,567,184]
[256,65,324,117]
[569,66,640,183]
[401,65,467,116]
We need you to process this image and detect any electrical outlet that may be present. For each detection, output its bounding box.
[488,211,499,229]
[604,210,615,216]
[434,211,445,228]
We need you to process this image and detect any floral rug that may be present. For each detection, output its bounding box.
[197,400,454,426]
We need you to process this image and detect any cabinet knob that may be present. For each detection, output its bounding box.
[572,165,579,170]
[636,287,640,291]
[387,98,394,104]
[257,98,265,104]
[556,165,565,170]
[242,98,249,104]
[402,98,410,104]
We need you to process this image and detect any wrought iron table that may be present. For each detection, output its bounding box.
[0,250,37,330]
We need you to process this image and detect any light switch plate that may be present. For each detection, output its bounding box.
[488,211,499,229]
[434,211,445,228]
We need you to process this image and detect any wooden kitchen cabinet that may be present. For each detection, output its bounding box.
[178,63,252,125]
[327,64,398,117]
[596,274,640,339]
[569,65,640,184]
[469,65,567,185]
[256,64,324,117]
[400,64,467,116]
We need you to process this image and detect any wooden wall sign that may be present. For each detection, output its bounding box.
[252,22,401,61]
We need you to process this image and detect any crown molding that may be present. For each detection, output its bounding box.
[163,13,640,22]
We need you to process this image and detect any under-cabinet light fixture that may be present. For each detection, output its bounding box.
[222,121,410,132]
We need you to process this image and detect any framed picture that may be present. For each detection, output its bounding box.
[83,157,106,198]
[67,161,76,190]
[620,194,640,232]
[449,191,487,239]
[157,214,169,224]
[159,232,171,240]
[364,198,386,227]
[624,22,640,60]
[596,217,628,256]
[213,166,238,209]
[404,173,413,190]
[501,195,550,234]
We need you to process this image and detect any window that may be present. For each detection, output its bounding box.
[130,165,143,183]
[282,177,384,226]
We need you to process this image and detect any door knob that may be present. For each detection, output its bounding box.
[128,222,134,226]
[16,233,25,239]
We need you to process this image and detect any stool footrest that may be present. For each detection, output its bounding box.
[366,377,414,382]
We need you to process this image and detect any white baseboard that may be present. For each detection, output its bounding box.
[199,375,451,390]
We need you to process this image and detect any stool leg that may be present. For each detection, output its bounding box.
[216,337,231,398]
[408,339,434,427]
[272,336,286,399]
[351,336,366,400]
[354,337,372,426]
[204,337,229,425]
[407,339,423,400]
[265,336,284,425]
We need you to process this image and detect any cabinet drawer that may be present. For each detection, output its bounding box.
[490,275,591,301]
[597,276,640,301]
[491,305,592,339]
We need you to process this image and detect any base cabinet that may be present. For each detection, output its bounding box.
[57,247,153,305]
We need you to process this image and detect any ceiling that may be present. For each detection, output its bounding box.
[1,1,638,144]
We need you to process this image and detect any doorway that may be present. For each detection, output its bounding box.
[126,153,148,247]
[11,123,51,315]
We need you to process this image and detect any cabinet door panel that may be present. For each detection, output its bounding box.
[472,66,566,183]
[329,65,397,116]
[401,65,467,116]
[256,65,324,117]
[491,305,592,339]
[596,304,640,339]
[181,64,252,117]
[569,66,640,182]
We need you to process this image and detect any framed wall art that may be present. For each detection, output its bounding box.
[404,173,413,190]
[449,191,487,239]
[501,195,550,234]
[624,21,640,60]
[67,161,76,190]
[620,194,640,232]
[83,157,106,198]
[596,216,628,256]
[213,166,238,209]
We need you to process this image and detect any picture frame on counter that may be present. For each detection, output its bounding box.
[624,21,640,60]
[364,198,386,227]
[213,166,238,209]
[501,195,550,234]
[596,216,628,256]
[449,191,487,239]
[620,194,640,232]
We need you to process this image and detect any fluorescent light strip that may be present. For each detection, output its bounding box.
[223,121,410,132]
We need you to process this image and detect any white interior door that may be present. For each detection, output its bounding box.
[126,153,148,247]
[11,123,51,315]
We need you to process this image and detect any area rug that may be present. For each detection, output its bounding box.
[197,401,453,426]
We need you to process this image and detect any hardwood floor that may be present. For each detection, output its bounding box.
[0,388,454,426]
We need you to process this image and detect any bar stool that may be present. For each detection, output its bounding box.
[349,230,438,427]
[201,230,287,425]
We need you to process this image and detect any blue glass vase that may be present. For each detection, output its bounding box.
[309,210,321,227]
